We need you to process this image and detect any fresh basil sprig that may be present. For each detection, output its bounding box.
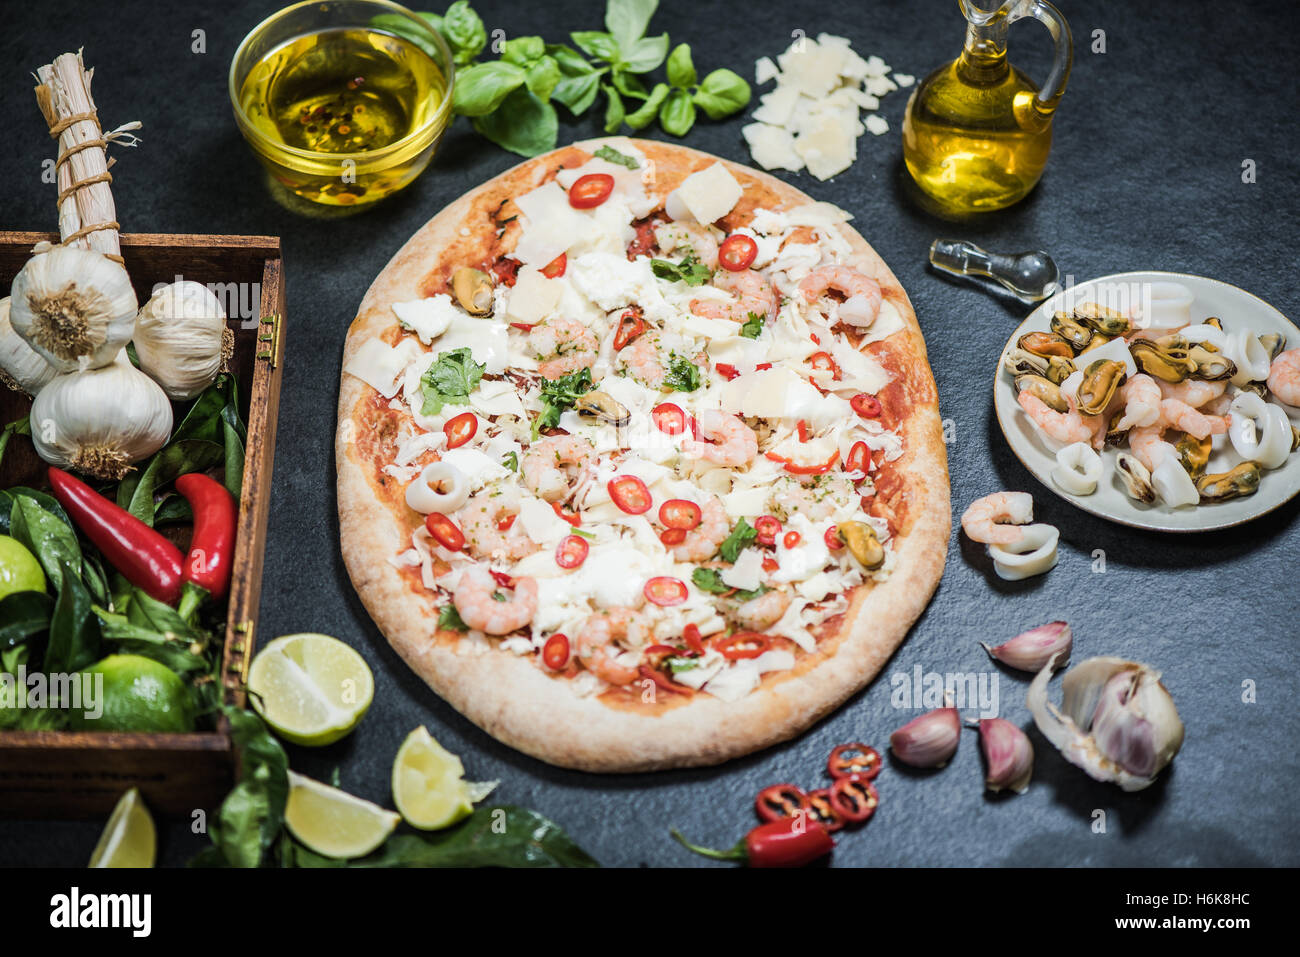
[690,566,767,601]
[533,366,594,438]
[717,517,758,563]
[650,253,712,286]
[421,347,486,416]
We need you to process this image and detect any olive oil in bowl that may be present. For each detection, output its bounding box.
[233,17,451,206]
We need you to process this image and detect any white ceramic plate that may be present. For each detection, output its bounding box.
[993,271,1299,532]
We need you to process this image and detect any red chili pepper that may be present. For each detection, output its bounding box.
[761,556,779,573]
[425,513,466,551]
[755,784,809,823]
[174,472,237,601]
[659,527,687,546]
[550,502,581,526]
[607,475,652,514]
[827,742,883,781]
[782,531,802,549]
[488,258,520,287]
[555,534,589,569]
[509,322,537,332]
[651,402,687,435]
[542,633,570,670]
[805,788,847,833]
[683,623,706,656]
[824,525,843,550]
[796,419,811,443]
[753,515,782,546]
[47,467,184,605]
[540,252,567,278]
[765,450,840,475]
[851,393,882,418]
[644,576,688,607]
[658,498,702,530]
[671,816,833,868]
[718,234,758,271]
[568,173,614,208]
[808,351,840,378]
[755,362,773,371]
[638,664,692,695]
[613,306,646,351]
[496,513,517,532]
[490,569,515,588]
[809,333,820,345]
[829,775,879,825]
[443,412,477,450]
[845,440,870,480]
[714,362,741,381]
[714,631,769,660]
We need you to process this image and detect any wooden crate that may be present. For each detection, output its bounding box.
[0,232,285,817]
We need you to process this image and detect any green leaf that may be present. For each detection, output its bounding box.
[441,0,487,65]
[0,416,31,471]
[690,566,766,601]
[611,68,648,100]
[341,806,599,868]
[119,440,225,527]
[369,13,444,61]
[125,586,204,642]
[93,606,209,675]
[453,61,527,116]
[605,0,658,51]
[525,57,562,102]
[533,367,594,439]
[649,254,712,286]
[593,144,640,168]
[625,82,669,130]
[571,31,620,61]
[666,43,696,88]
[659,87,696,137]
[438,604,469,632]
[547,44,597,75]
[602,84,625,133]
[619,33,669,73]
[693,68,752,119]
[501,451,519,472]
[739,311,765,339]
[43,560,99,675]
[0,591,53,649]
[420,347,486,416]
[0,485,69,537]
[208,707,289,868]
[502,35,545,66]
[718,517,757,563]
[223,418,245,500]
[8,494,81,594]
[472,87,558,157]
[664,354,701,393]
[552,71,603,114]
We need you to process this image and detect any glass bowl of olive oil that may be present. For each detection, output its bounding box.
[230,0,453,207]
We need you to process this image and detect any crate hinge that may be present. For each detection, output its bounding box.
[255,312,281,368]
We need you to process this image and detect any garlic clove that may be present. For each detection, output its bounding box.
[974,718,1034,794]
[133,281,229,400]
[1028,654,1184,792]
[889,706,961,768]
[982,621,1072,673]
[1,296,58,395]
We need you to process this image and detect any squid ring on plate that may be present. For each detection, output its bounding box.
[1151,457,1199,508]
[988,523,1059,581]
[1051,442,1104,496]
[1228,392,1292,469]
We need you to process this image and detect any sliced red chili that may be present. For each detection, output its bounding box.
[766,450,840,475]
[638,664,692,695]
[644,576,688,607]
[541,252,567,278]
[489,257,521,287]
[808,351,841,378]
[551,502,581,526]
[718,234,758,271]
[443,412,477,450]
[851,393,882,418]
[796,419,811,443]
[425,513,466,551]
[827,742,883,781]
[845,440,870,480]
[659,499,702,530]
[542,633,570,670]
[753,515,782,546]
[782,531,802,549]
[490,569,515,588]
[715,362,741,381]
[824,525,844,550]
[755,362,773,371]
[659,528,687,546]
[555,534,589,569]
[568,172,614,208]
[715,631,769,660]
[683,623,706,656]
[761,556,779,573]
[509,322,537,332]
[652,402,687,435]
[829,775,879,825]
[496,513,517,532]
[755,784,809,823]
[608,475,652,514]
[804,788,847,833]
[613,306,647,351]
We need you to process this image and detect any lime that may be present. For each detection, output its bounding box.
[392,726,481,830]
[89,787,156,867]
[68,655,194,733]
[247,633,373,746]
[0,535,45,600]
[284,771,400,859]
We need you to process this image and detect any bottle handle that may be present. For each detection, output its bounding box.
[1024,0,1073,117]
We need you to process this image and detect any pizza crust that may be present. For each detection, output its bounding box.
[336,138,950,772]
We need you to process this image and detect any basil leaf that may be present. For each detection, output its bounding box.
[739,311,765,339]
[420,347,486,416]
[690,566,766,601]
[441,0,487,65]
[43,560,99,675]
[547,44,596,76]
[0,591,53,649]
[9,495,81,594]
[552,70,603,114]
[618,33,669,73]
[525,56,562,102]
[659,87,696,137]
[533,367,594,439]
[649,254,711,286]
[453,61,527,116]
[611,68,648,100]
[666,43,696,88]
[347,806,599,868]
[472,87,558,157]
[369,12,446,62]
[602,84,625,133]
[718,517,757,563]
[571,30,620,62]
[693,68,752,119]
[438,604,469,632]
[624,83,668,130]
[593,144,640,168]
[502,35,545,66]
[605,0,657,51]
[120,440,225,526]
[664,355,701,393]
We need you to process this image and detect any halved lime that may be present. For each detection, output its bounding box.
[89,787,156,868]
[392,726,489,830]
[247,633,373,746]
[284,771,400,859]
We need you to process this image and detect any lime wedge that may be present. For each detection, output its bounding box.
[89,787,156,868]
[284,771,400,859]
[247,633,373,746]
[392,726,493,830]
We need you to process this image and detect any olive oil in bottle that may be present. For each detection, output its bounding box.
[238,27,447,205]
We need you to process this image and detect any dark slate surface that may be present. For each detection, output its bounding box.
[1,0,1296,867]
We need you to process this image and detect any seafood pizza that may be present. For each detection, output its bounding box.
[335,138,949,772]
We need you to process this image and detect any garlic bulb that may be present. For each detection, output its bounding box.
[1,296,57,394]
[1028,655,1184,792]
[133,281,229,399]
[30,353,172,480]
[8,246,137,371]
